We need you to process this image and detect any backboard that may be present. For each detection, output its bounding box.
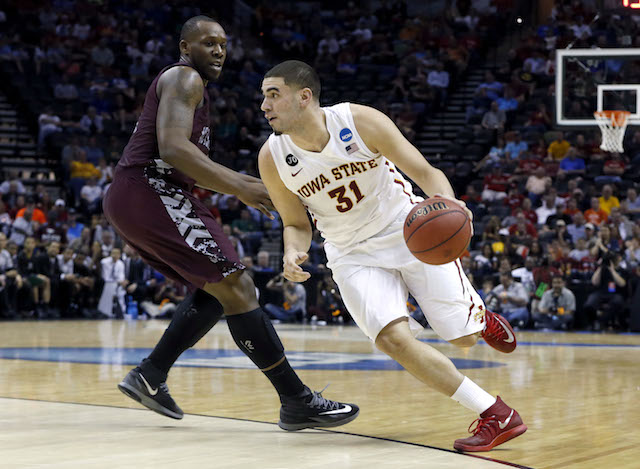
[555,48,640,126]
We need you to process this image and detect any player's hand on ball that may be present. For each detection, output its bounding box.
[433,194,474,236]
[283,251,311,282]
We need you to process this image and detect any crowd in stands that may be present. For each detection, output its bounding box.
[254,0,510,137]
[1,0,417,323]
[0,0,639,331]
[455,1,640,331]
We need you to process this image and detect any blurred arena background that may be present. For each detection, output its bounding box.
[1,0,639,328]
[1,1,640,468]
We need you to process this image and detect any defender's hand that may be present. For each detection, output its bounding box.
[238,182,276,219]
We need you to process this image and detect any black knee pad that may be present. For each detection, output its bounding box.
[167,290,224,348]
[226,308,285,369]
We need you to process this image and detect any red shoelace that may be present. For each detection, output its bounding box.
[467,416,498,437]
[483,313,507,341]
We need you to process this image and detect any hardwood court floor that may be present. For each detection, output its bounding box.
[0,320,638,469]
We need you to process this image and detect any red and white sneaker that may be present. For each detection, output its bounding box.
[482,311,517,353]
[454,396,527,452]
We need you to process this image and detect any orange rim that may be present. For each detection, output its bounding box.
[594,110,631,127]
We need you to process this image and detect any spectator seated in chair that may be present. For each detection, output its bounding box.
[481,166,512,202]
[504,131,528,160]
[557,147,586,180]
[480,100,506,132]
[264,273,307,323]
[597,184,620,216]
[474,137,506,172]
[308,271,347,326]
[546,131,571,161]
[17,236,51,318]
[596,153,626,185]
[484,272,530,328]
[231,209,263,255]
[253,250,275,274]
[533,275,575,330]
[621,187,640,220]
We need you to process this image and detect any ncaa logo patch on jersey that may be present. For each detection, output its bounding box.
[285,154,299,166]
[339,128,353,142]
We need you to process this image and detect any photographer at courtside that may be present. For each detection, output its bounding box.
[583,250,627,331]
[532,276,575,330]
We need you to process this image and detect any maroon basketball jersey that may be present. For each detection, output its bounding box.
[117,62,211,190]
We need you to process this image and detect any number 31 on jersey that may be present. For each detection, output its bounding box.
[328,181,364,213]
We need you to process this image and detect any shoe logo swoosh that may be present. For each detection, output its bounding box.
[318,404,352,416]
[498,409,514,429]
[139,374,158,396]
[495,315,515,343]
[291,168,303,177]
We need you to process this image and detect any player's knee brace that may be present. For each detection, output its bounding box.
[226,308,285,369]
[167,290,224,348]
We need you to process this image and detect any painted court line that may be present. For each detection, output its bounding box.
[0,396,534,469]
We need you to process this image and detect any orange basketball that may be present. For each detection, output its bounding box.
[403,197,472,265]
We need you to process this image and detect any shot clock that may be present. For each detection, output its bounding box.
[604,0,640,10]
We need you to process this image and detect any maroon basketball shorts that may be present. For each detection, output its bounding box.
[103,166,244,289]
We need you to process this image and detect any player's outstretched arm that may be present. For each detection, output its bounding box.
[350,103,472,224]
[156,66,273,217]
[258,141,312,282]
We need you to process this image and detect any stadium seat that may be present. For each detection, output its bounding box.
[474,129,494,146]
[586,162,603,177]
[464,143,485,161]
[487,205,511,218]
[456,128,474,146]
[446,142,465,157]
[544,130,562,145]
[455,161,472,178]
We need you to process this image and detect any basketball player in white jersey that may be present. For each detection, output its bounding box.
[257,61,527,452]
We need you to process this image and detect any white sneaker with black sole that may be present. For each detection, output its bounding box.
[118,367,184,420]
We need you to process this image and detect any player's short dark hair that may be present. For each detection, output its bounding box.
[180,15,217,42]
[264,60,321,102]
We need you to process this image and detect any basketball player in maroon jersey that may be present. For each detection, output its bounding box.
[103,17,358,430]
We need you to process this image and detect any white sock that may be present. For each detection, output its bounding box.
[451,377,497,415]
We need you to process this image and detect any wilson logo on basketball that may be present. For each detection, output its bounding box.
[406,201,448,227]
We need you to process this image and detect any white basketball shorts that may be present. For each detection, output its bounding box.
[325,207,486,342]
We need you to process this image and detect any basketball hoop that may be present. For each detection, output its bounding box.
[594,110,631,153]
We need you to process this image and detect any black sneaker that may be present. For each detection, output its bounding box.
[117,367,183,420]
[278,386,359,431]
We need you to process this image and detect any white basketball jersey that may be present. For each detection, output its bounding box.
[268,102,421,249]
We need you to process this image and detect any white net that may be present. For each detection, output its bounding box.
[594,110,631,153]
